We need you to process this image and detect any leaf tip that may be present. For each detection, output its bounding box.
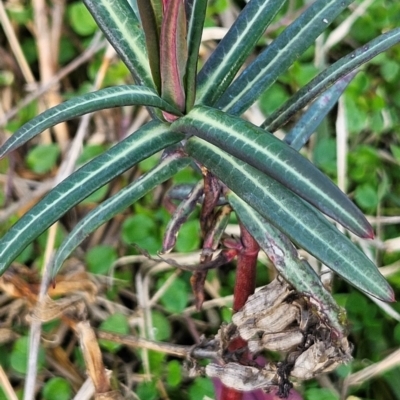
[387,287,396,303]
[365,225,375,239]
[354,218,375,239]
[375,285,396,303]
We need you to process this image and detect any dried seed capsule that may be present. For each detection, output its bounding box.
[235,302,300,341]
[261,328,304,352]
[233,279,292,321]
[206,362,278,391]
[256,303,300,332]
[291,339,352,380]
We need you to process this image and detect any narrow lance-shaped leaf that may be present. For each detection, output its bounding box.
[284,71,358,151]
[84,0,155,89]
[195,0,285,106]
[0,122,184,275]
[185,137,394,302]
[52,151,190,277]
[160,0,187,114]
[216,0,354,115]
[184,0,208,111]
[173,106,373,238]
[263,28,400,131]
[0,85,181,158]
[137,0,162,92]
[229,193,347,338]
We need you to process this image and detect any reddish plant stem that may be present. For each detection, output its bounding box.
[220,222,260,400]
[232,224,259,312]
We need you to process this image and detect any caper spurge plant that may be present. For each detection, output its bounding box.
[1,0,399,398]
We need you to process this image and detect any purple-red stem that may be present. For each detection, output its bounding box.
[220,222,260,400]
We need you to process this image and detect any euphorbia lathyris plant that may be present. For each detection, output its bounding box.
[0,0,399,398]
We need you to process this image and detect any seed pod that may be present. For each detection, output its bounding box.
[260,328,304,352]
[232,279,292,321]
[234,302,300,342]
[206,362,278,391]
[257,303,300,332]
[291,339,351,380]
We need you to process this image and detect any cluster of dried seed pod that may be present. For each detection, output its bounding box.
[233,278,304,354]
[206,278,352,394]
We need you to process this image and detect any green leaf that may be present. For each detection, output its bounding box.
[185,0,208,110]
[148,349,166,375]
[291,62,320,87]
[188,377,214,400]
[42,377,72,400]
[0,122,184,275]
[99,313,129,352]
[0,388,7,400]
[138,153,161,172]
[26,144,60,174]
[85,245,117,275]
[196,0,284,106]
[217,0,354,115]
[228,192,347,337]
[185,137,394,302]
[174,106,373,238]
[285,71,357,151]
[390,145,400,162]
[77,144,106,165]
[137,381,158,400]
[264,28,400,131]
[80,184,109,205]
[381,59,400,83]
[166,360,182,387]
[305,388,339,400]
[313,137,337,175]
[259,83,290,116]
[121,213,156,242]
[343,93,368,134]
[355,183,379,210]
[0,85,181,158]
[151,311,171,341]
[11,337,45,375]
[157,276,189,314]
[52,153,189,277]
[175,219,201,253]
[67,2,98,36]
[137,0,161,92]
[83,0,155,88]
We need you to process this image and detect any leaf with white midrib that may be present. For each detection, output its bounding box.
[0,122,184,275]
[0,85,181,158]
[52,152,190,277]
[84,0,155,89]
[263,28,400,131]
[216,0,354,115]
[173,106,372,238]
[195,0,284,106]
[284,71,358,151]
[185,136,393,302]
[185,0,208,110]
